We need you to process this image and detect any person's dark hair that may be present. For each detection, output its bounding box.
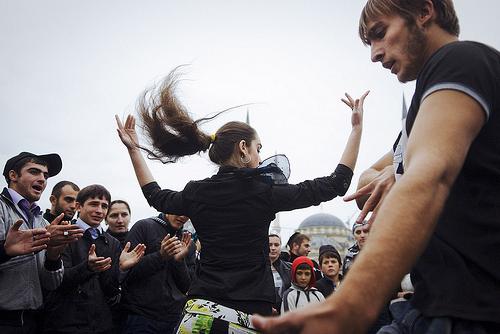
[5,157,47,185]
[359,0,460,45]
[292,234,310,248]
[106,200,131,218]
[319,251,343,267]
[137,66,257,165]
[296,263,313,272]
[269,233,281,240]
[76,184,111,206]
[51,181,80,198]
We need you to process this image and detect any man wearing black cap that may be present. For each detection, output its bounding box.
[0,152,84,333]
[315,245,342,298]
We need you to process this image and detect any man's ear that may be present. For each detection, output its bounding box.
[418,0,435,27]
[49,195,57,206]
[75,202,82,212]
[8,170,18,184]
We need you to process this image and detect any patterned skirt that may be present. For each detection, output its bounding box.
[175,298,260,334]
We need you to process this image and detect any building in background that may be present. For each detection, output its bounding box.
[296,213,353,259]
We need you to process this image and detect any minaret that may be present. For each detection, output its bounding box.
[269,212,281,236]
[269,149,281,236]
[246,109,250,125]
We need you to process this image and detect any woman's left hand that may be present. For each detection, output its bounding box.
[341,90,369,128]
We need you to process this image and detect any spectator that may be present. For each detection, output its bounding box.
[290,233,322,281]
[281,256,324,313]
[279,231,299,262]
[288,233,310,262]
[43,181,80,223]
[121,213,191,334]
[342,220,370,276]
[269,234,291,313]
[0,152,83,333]
[105,200,131,248]
[43,184,121,334]
[315,245,342,297]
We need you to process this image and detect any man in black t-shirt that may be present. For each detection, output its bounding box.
[253,1,500,333]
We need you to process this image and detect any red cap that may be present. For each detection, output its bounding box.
[291,256,316,289]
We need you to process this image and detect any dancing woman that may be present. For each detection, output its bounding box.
[116,69,368,334]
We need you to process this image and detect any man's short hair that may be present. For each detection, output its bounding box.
[76,184,111,206]
[358,0,460,45]
[292,233,310,247]
[318,245,343,266]
[51,181,80,198]
[269,233,281,241]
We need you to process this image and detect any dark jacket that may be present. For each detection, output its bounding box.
[107,230,128,249]
[141,164,353,315]
[43,230,121,333]
[315,276,340,298]
[271,258,292,312]
[121,214,191,322]
[342,243,360,277]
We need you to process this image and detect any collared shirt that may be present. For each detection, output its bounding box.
[75,218,103,238]
[7,188,41,222]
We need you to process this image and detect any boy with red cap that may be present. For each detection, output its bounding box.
[281,256,325,313]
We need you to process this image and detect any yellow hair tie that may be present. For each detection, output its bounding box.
[210,133,217,143]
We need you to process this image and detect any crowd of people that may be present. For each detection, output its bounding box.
[1,0,499,333]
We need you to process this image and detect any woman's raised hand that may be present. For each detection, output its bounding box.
[115,114,140,150]
[341,90,369,128]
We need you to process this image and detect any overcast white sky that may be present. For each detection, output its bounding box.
[1,1,498,242]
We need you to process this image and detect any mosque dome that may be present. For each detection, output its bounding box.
[298,213,346,229]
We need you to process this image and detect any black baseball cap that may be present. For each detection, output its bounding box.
[3,152,62,179]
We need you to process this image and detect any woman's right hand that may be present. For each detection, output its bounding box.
[116,114,140,150]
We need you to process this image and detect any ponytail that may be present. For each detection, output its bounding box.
[137,67,212,163]
[137,66,257,166]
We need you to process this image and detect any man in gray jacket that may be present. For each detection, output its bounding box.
[0,152,83,333]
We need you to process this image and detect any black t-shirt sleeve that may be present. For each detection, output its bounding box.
[420,42,497,120]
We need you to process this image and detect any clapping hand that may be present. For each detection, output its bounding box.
[160,232,192,262]
[87,244,112,272]
[4,220,51,256]
[119,242,146,271]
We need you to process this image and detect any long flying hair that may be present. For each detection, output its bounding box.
[137,66,257,165]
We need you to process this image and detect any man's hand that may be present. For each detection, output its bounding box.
[344,165,395,224]
[87,244,112,272]
[173,231,192,262]
[120,241,146,271]
[45,213,84,247]
[252,299,365,334]
[159,233,192,261]
[4,220,51,256]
